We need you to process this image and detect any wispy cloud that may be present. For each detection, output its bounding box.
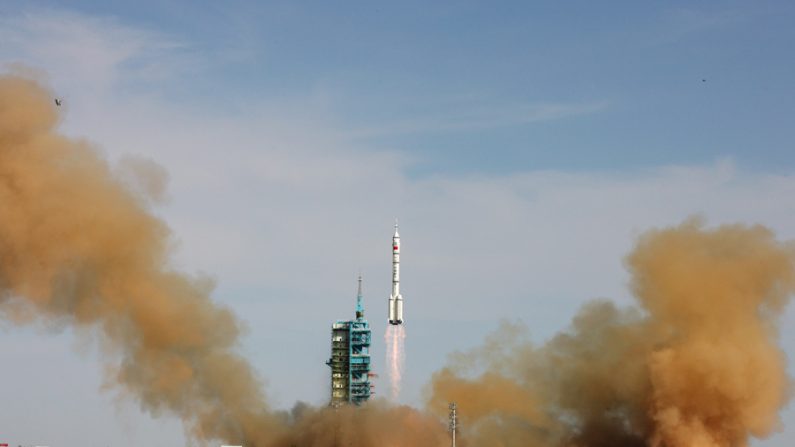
[343,100,608,138]
[0,8,607,142]
[650,7,746,45]
[0,9,195,93]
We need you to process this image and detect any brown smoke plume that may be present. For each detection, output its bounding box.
[0,75,448,446]
[429,220,794,447]
[0,74,280,444]
[273,401,449,447]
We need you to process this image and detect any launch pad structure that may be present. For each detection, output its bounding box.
[327,275,372,406]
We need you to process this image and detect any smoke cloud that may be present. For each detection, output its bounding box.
[3,74,793,447]
[273,401,449,447]
[429,220,794,447]
[0,74,280,444]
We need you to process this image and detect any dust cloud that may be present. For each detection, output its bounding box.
[429,220,794,447]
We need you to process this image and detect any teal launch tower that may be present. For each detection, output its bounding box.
[327,276,372,406]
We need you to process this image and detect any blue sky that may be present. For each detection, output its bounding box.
[3,0,794,175]
[0,1,794,446]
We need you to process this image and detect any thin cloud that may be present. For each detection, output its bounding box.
[0,9,195,92]
[649,7,746,45]
[343,100,608,138]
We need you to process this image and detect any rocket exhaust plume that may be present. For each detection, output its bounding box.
[385,324,406,400]
[429,219,794,447]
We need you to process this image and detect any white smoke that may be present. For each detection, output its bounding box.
[385,325,406,400]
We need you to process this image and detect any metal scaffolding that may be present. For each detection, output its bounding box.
[327,275,372,407]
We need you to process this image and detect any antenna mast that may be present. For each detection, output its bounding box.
[449,402,457,447]
[355,274,364,320]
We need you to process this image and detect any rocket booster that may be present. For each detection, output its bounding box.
[388,222,403,325]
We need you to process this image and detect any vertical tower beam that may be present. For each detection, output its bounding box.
[449,402,457,447]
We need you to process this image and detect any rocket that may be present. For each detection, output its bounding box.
[388,221,403,325]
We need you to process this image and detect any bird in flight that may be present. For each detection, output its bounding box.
[54,98,62,106]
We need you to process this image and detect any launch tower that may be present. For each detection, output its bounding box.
[327,275,372,407]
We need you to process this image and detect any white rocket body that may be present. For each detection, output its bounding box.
[388,223,403,325]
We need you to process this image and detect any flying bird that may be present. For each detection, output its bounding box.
[54,98,62,106]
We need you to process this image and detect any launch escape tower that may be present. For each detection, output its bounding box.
[327,275,372,407]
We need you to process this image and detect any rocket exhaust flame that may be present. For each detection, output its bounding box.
[385,324,406,400]
[1,75,793,447]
